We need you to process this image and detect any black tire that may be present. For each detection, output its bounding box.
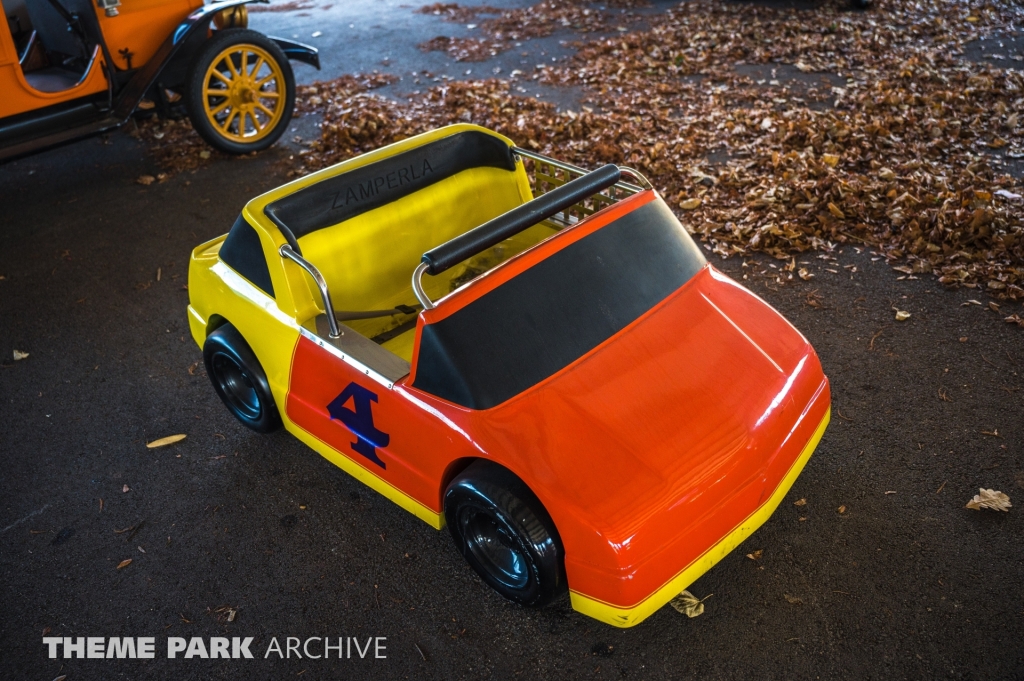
[444,461,567,607]
[185,29,295,154]
[203,323,281,433]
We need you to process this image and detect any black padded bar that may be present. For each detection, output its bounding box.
[264,131,516,241]
[421,164,622,276]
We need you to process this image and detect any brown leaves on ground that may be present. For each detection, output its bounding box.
[116,559,132,570]
[965,488,1011,511]
[210,605,239,623]
[417,0,648,61]
[418,36,506,62]
[295,73,398,112]
[669,590,710,617]
[295,0,1023,311]
[146,434,186,448]
[128,117,217,174]
[416,3,503,23]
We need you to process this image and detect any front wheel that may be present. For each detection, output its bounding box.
[445,462,567,607]
[203,323,281,433]
[185,29,295,154]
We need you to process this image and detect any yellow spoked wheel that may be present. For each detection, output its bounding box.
[187,29,295,154]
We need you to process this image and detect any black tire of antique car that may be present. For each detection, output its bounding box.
[203,323,282,433]
[444,461,567,607]
[185,29,295,154]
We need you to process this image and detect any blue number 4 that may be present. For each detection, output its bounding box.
[326,382,390,469]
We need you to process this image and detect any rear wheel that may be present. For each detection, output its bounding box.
[203,323,281,433]
[185,29,295,154]
[444,462,567,607]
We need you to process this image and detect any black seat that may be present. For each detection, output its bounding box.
[22,0,90,62]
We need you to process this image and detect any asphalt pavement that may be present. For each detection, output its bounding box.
[1,2,1022,679]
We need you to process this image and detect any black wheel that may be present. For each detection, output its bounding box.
[203,323,281,433]
[444,461,567,607]
[185,29,295,154]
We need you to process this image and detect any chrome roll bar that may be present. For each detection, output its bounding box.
[279,244,341,338]
[411,156,653,311]
[512,147,653,192]
[411,262,434,310]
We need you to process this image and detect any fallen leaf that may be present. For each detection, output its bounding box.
[895,310,911,321]
[679,197,702,210]
[138,546,146,553]
[994,189,1022,201]
[136,175,156,186]
[798,268,814,281]
[827,202,845,219]
[793,498,807,506]
[147,434,187,448]
[116,559,132,570]
[784,594,803,605]
[822,153,840,167]
[123,484,130,493]
[669,590,709,618]
[746,549,763,560]
[838,505,847,514]
[878,168,896,181]
[199,150,211,160]
[1005,314,1024,327]
[13,349,29,360]
[965,488,1011,511]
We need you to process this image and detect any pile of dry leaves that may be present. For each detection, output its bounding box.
[127,115,222,174]
[418,0,649,61]
[295,0,1023,307]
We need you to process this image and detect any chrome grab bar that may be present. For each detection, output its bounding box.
[412,262,434,311]
[511,147,653,192]
[279,244,341,338]
[411,157,643,309]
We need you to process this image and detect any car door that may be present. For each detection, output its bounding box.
[284,321,444,520]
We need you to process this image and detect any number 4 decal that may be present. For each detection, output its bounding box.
[326,382,390,469]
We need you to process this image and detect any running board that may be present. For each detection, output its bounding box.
[0,102,124,163]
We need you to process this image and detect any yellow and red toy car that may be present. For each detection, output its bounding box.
[187,124,831,627]
[0,0,318,161]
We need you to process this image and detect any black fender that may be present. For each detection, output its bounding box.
[113,0,318,119]
[268,36,321,70]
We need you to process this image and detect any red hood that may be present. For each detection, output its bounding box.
[471,264,828,578]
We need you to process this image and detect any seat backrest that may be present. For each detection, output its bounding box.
[23,0,89,60]
[265,129,537,317]
[299,164,530,314]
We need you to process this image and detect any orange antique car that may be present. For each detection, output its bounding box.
[0,0,319,161]
[187,125,831,627]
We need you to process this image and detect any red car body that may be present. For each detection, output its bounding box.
[284,188,830,626]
